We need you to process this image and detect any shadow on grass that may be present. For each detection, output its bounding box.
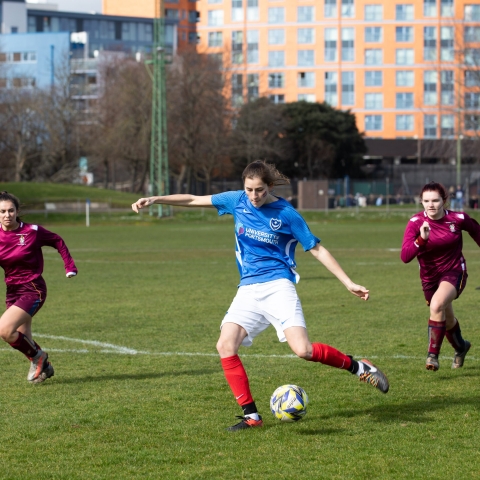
[296,427,346,436]
[52,368,218,385]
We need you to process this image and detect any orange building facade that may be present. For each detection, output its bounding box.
[103,0,199,50]
[197,0,480,140]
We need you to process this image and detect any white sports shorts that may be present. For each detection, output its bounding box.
[221,278,306,347]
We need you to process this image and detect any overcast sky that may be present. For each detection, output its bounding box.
[28,0,103,14]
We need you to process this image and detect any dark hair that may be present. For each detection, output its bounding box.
[242,160,290,187]
[0,191,21,221]
[420,182,448,203]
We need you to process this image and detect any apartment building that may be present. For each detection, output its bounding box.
[197,0,480,140]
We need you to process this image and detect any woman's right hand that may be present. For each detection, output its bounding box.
[420,221,430,241]
[132,197,154,213]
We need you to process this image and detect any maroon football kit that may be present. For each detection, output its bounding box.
[401,210,480,302]
[0,222,77,316]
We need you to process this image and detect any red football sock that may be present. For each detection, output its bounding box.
[9,332,39,359]
[220,355,254,407]
[428,319,446,355]
[307,343,352,370]
[446,319,466,352]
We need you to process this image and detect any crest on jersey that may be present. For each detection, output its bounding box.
[236,222,245,235]
[16,234,26,246]
[270,218,282,231]
[449,223,456,232]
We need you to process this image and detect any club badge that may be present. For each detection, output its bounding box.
[16,234,27,246]
[270,218,282,231]
[449,223,456,232]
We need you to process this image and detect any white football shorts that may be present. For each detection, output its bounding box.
[221,278,306,347]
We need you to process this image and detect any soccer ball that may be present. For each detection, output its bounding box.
[270,384,308,422]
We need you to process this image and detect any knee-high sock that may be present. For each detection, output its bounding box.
[428,320,446,355]
[9,332,39,359]
[220,355,254,407]
[446,319,466,352]
[307,343,352,370]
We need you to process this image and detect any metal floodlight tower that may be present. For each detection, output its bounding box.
[149,0,170,217]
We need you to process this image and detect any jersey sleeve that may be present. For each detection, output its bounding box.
[287,209,320,251]
[401,216,424,263]
[211,190,244,216]
[460,212,480,247]
[37,226,78,274]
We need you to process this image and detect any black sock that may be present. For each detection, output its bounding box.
[242,402,258,416]
[347,355,359,374]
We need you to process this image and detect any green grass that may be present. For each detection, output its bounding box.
[0,216,479,479]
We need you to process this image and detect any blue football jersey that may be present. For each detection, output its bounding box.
[212,190,320,286]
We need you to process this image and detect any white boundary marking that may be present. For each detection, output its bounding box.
[0,333,476,361]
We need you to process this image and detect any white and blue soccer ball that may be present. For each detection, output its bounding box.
[270,384,308,422]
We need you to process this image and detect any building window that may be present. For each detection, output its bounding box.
[165,9,179,20]
[466,48,480,65]
[396,48,414,65]
[268,29,285,45]
[247,0,259,21]
[396,115,414,130]
[424,27,437,61]
[465,114,480,130]
[465,26,480,42]
[298,6,314,22]
[121,22,137,40]
[325,0,337,18]
[465,92,480,108]
[298,50,314,67]
[396,70,414,86]
[365,4,382,20]
[27,16,36,32]
[247,30,259,63]
[232,0,243,21]
[341,0,354,18]
[465,5,480,21]
[268,7,285,23]
[396,4,414,20]
[465,70,480,87]
[232,31,243,64]
[208,0,222,3]
[365,71,382,86]
[247,73,259,101]
[269,94,285,104]
[188,32,199,43]
[365,92,383,109]
[325,28,338,62]
[365,49,382,65]
[188,11,199,23]
[441,70,454,105]
[298,28,314,44]
[298,93,316,102]
[341,71,354,105]
[268,50,285,67]
[365,115,382,130]
[298,71,315,88]
[342,28,354,61]
[232,73,243,106]
[269,73,284,88]
[424,0,437,17]
[424,71,438,105]
[325,71,338,106]
[441,0,453,17]
[424,114,437,137]
[396,26,413,42]
[441,115,454,137]
[208,31,223,47]
[440,27,454,61]
[208,10,224,26]
[396,92,414,108]
[365,27,382,43]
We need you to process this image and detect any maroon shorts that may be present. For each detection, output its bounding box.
[422,270,467,305]
[6,277,47,317]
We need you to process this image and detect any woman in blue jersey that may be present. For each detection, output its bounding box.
[132,160,389,431]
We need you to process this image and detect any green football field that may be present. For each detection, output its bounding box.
[0,212,479,479]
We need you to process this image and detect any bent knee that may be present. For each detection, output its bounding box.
[0,330,17,344]
[291,346,312,360]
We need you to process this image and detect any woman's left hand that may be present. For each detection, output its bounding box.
[348,283,370,301]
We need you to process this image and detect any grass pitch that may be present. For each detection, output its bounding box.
[0,213,479,479]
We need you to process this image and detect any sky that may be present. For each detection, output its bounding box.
[27,0,103,14]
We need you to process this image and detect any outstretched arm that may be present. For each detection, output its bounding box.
[132,194,214,213]
[309,244,369,301]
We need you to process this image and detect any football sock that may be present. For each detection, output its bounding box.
[9,332,39,358]
[307,343,352,370]
[428,319,446,355]
[347,355,360,374]
[446,319,466,352]
[220,355,255,408]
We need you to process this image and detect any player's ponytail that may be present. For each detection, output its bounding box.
[0,191,22,222]
[242,160,290,187]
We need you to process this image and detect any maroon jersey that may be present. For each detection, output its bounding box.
[0,222,77,285]
[401,210,480,283]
